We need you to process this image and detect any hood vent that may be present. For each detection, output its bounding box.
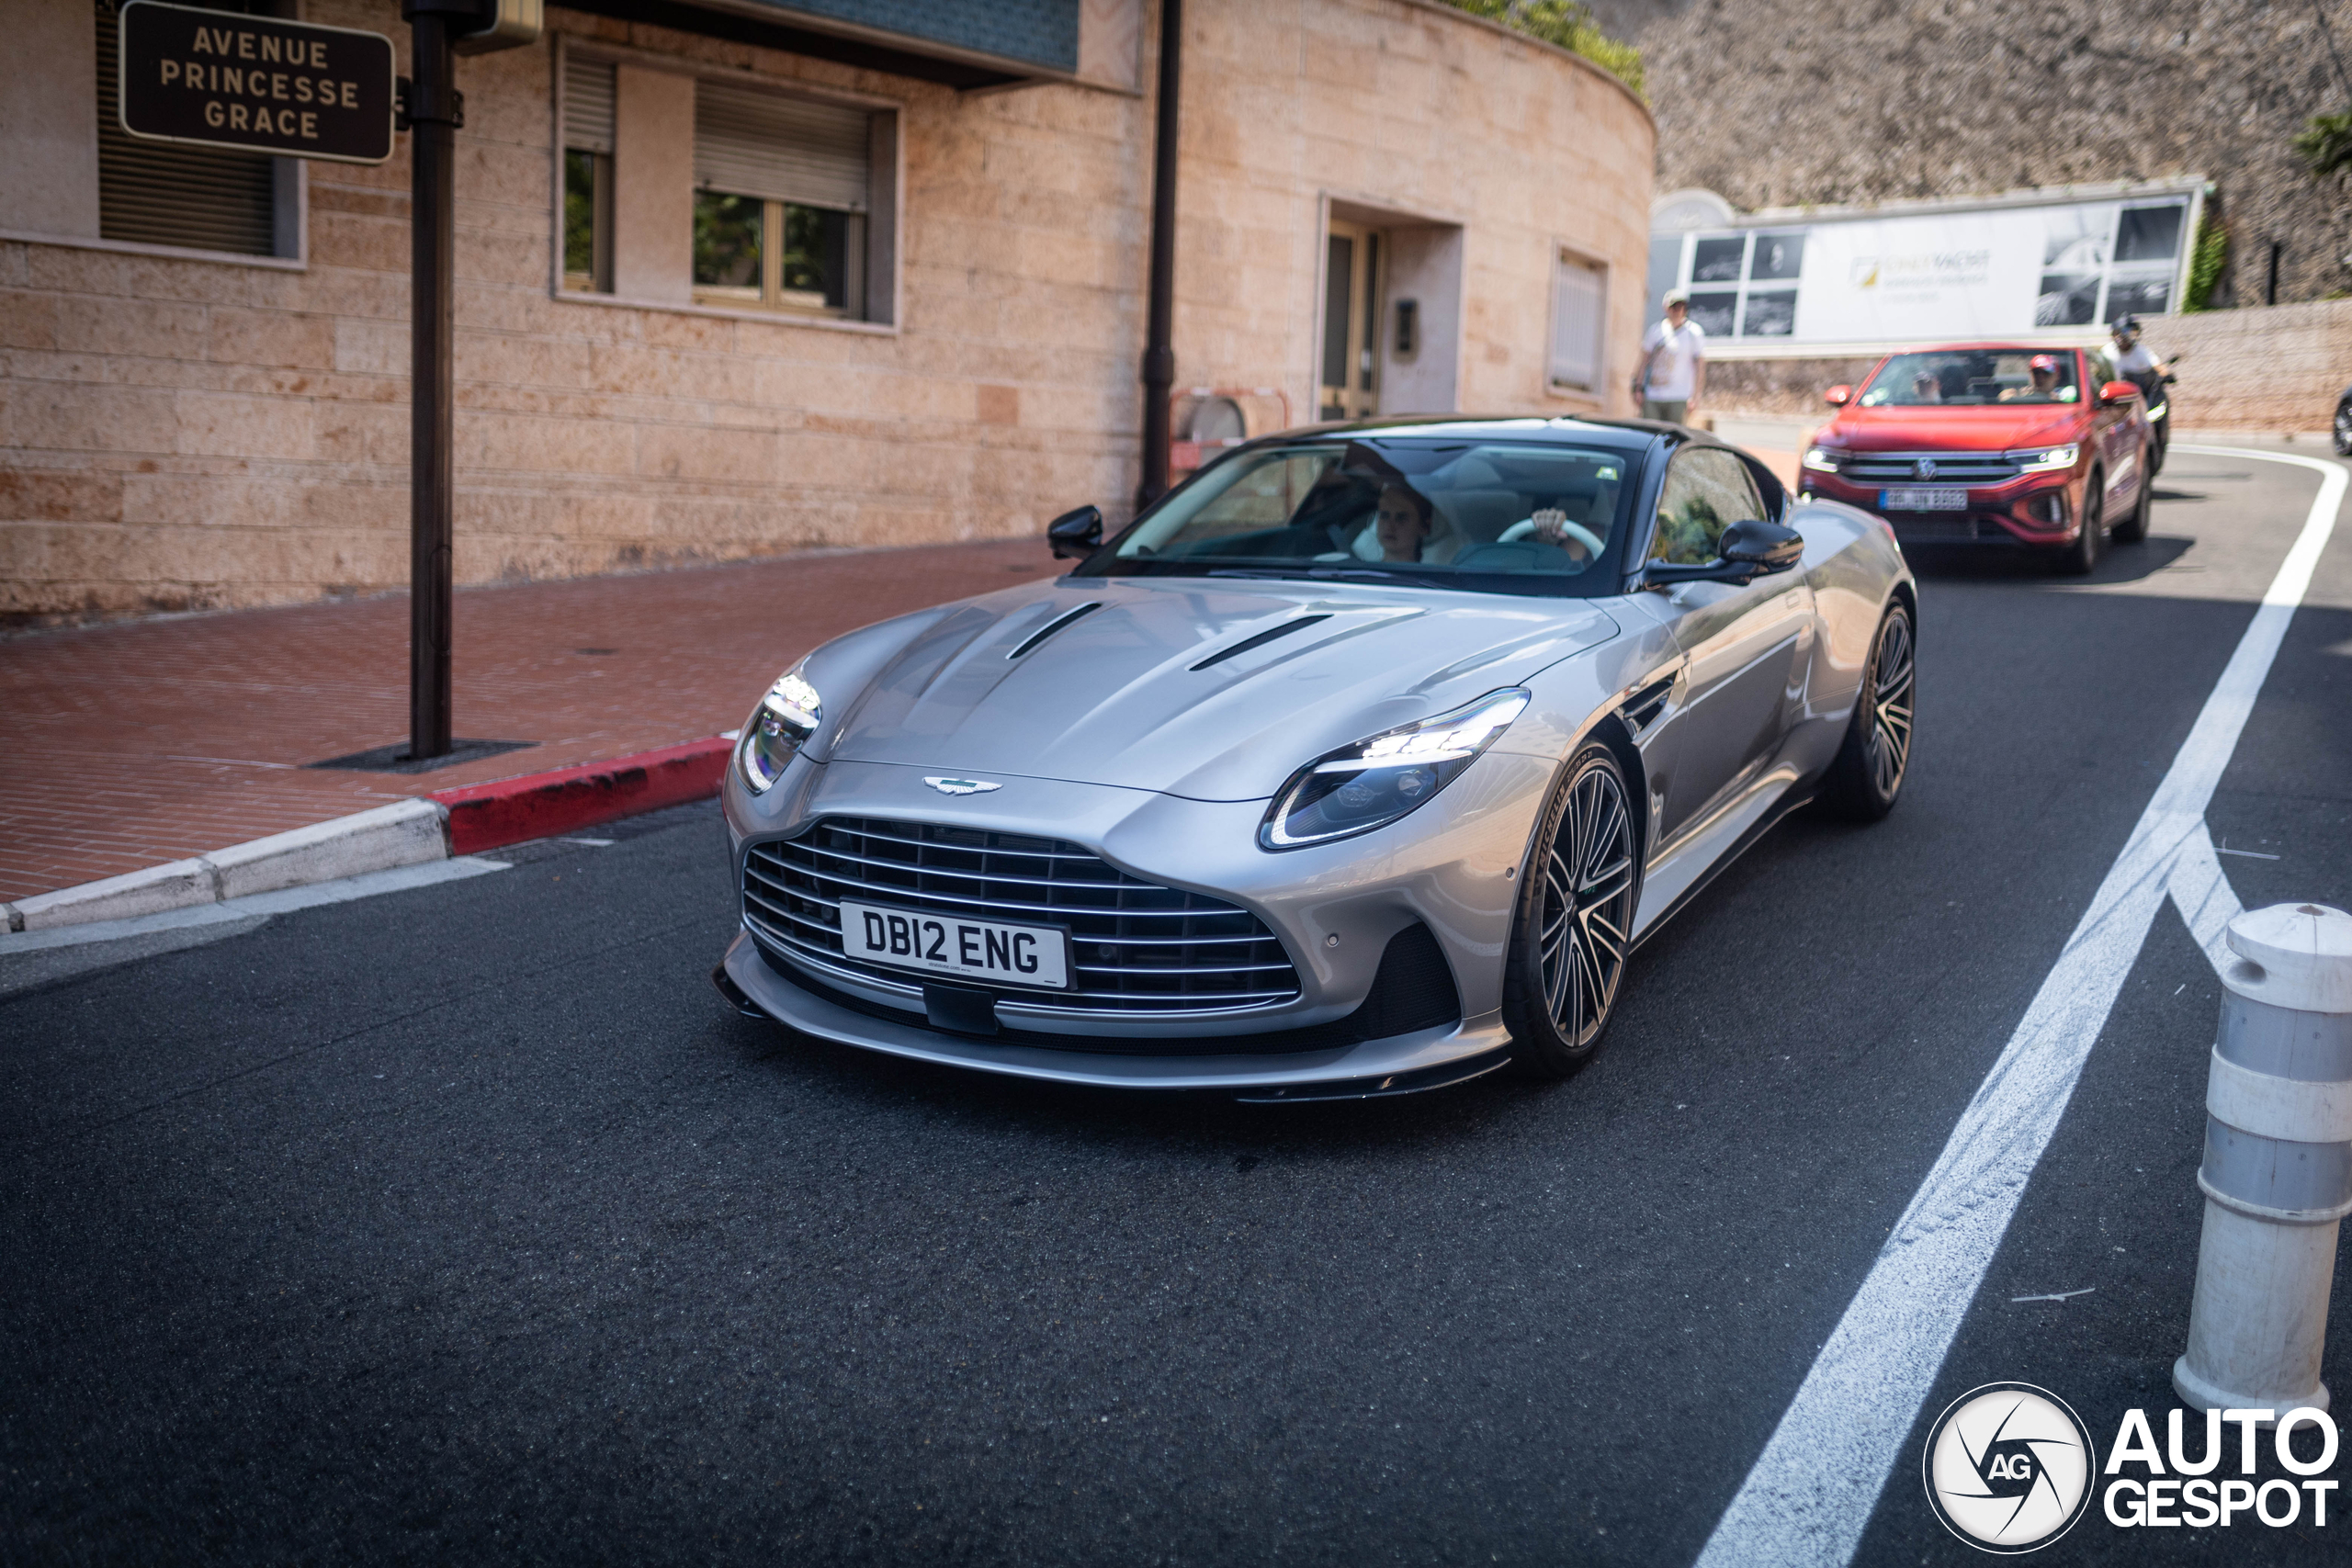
[1006,601,1103,660]
[1190,614,1333,672]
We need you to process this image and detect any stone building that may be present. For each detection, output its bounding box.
[0,0,1657,625]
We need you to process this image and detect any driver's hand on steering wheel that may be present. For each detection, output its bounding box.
[1530,507,1590,558]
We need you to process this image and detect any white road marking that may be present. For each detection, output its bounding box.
[0,857,509,954]
[1693,447,2347,1568]
[2168,821,2245,979]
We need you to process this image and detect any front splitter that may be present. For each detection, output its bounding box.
[717,931,1512,1092]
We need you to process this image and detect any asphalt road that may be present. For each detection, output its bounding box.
[5,446,2349,1566]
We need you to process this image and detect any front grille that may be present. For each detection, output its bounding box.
[1836,450,2024,485]
[1886,515,1984,541]
[742,818,1303,1013]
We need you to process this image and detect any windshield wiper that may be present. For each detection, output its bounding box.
[1204,565,1417,582]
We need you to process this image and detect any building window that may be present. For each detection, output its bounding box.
[691,80,870,317]
[95,0,295,258]
[561,55,614,293]
[1548,249,1608,393]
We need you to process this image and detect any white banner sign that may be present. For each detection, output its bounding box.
[1792,211,2048,340]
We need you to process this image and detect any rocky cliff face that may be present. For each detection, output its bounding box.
[1595,0,2352,306]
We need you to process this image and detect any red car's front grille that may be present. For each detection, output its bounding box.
[1830,450,2028,484]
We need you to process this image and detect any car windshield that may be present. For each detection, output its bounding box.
[1080,437,1639,595]
[1858,350,2082,407]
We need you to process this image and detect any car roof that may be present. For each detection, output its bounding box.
[1244,412,1677,452]
[1871,343,2091,355]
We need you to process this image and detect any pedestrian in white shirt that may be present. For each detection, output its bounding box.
[1631,289,1706,424]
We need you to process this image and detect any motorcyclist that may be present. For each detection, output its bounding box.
[2109,315,2173,470]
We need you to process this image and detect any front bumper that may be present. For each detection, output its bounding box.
[1803,469,2083,548]
[718,931,1513,1093]
[715,752,1553,1089]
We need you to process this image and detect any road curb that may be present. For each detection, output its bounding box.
[430,735,733,856]
[1,735,733,932]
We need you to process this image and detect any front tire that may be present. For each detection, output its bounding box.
[1819,600,1916,821]
[2334,399,2351,457]
[1502,745,1638,1078]
[2056,471,2103,575]
[2111,458,2152,544]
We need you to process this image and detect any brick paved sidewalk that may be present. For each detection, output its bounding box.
[0,538,1060,902]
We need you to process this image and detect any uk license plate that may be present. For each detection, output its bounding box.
[1879,486,1968,511]
[839,899,1071,989]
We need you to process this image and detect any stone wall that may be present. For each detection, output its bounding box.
[0,0,1654,626]
[1702,300,2352,432]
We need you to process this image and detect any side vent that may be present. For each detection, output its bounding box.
[1621,672,1676,734]
[1006,601,1103,660]
[1190,614,1333,671]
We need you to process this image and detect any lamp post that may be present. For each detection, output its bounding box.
[1137,0,1182,510]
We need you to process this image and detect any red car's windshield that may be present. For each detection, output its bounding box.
[1859,350,2083,408]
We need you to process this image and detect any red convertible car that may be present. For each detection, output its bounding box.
[1798,343,2156,574]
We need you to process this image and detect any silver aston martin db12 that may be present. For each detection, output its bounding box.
[714,417,1916,1098]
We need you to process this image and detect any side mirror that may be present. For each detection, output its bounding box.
[2098,380,2142,407]
[1719,517,1804,571]
[1642,519,1804,590]
[1825,385,1852,407]
[1047,504,1103,560]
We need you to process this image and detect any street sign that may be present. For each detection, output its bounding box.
[117,0,396,165]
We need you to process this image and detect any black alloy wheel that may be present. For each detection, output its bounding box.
[2335,398,2351,457]
[1820,600,1916,821]
[2111,457,2153,544]
[2058,470,2103,575]
[1503,744,1638,1077]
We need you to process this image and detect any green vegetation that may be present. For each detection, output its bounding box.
[1442,0,1645,99]
[2295,109,2352,177]
[2183,212,2229,312]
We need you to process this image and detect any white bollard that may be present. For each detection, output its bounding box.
[2174,903,2352,1417]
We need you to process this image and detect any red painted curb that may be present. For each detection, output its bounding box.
[430,735,733,855]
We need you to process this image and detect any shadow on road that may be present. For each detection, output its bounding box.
[713,992,1545,1156]
[1901,533,2194,584]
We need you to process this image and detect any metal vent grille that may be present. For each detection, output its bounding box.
[96,0,280,257]
[694,79,870,212]
[742,818,1301,1014]
[563,54,616,154]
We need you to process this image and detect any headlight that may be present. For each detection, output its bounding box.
[737,664,821,793]
[1802,446,1841,473]
[2018,445,2079,472]
[1260,688,1531,850]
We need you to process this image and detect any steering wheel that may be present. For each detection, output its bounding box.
[1498,515,1606,558]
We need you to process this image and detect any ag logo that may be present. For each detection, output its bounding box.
[1914,457,1939,480]
[1922,1382,2097,1553]
[923,776,1001,795]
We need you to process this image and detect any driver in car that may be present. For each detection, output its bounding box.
[1999,354,2067,403]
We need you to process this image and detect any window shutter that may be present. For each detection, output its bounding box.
[564,55,615,154]
[694,81,870,213]
[1549,253,1606,390]
[94,0,277,256]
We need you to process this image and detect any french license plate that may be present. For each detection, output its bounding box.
[1879,486,1969,511]
[839,899,1071,989]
